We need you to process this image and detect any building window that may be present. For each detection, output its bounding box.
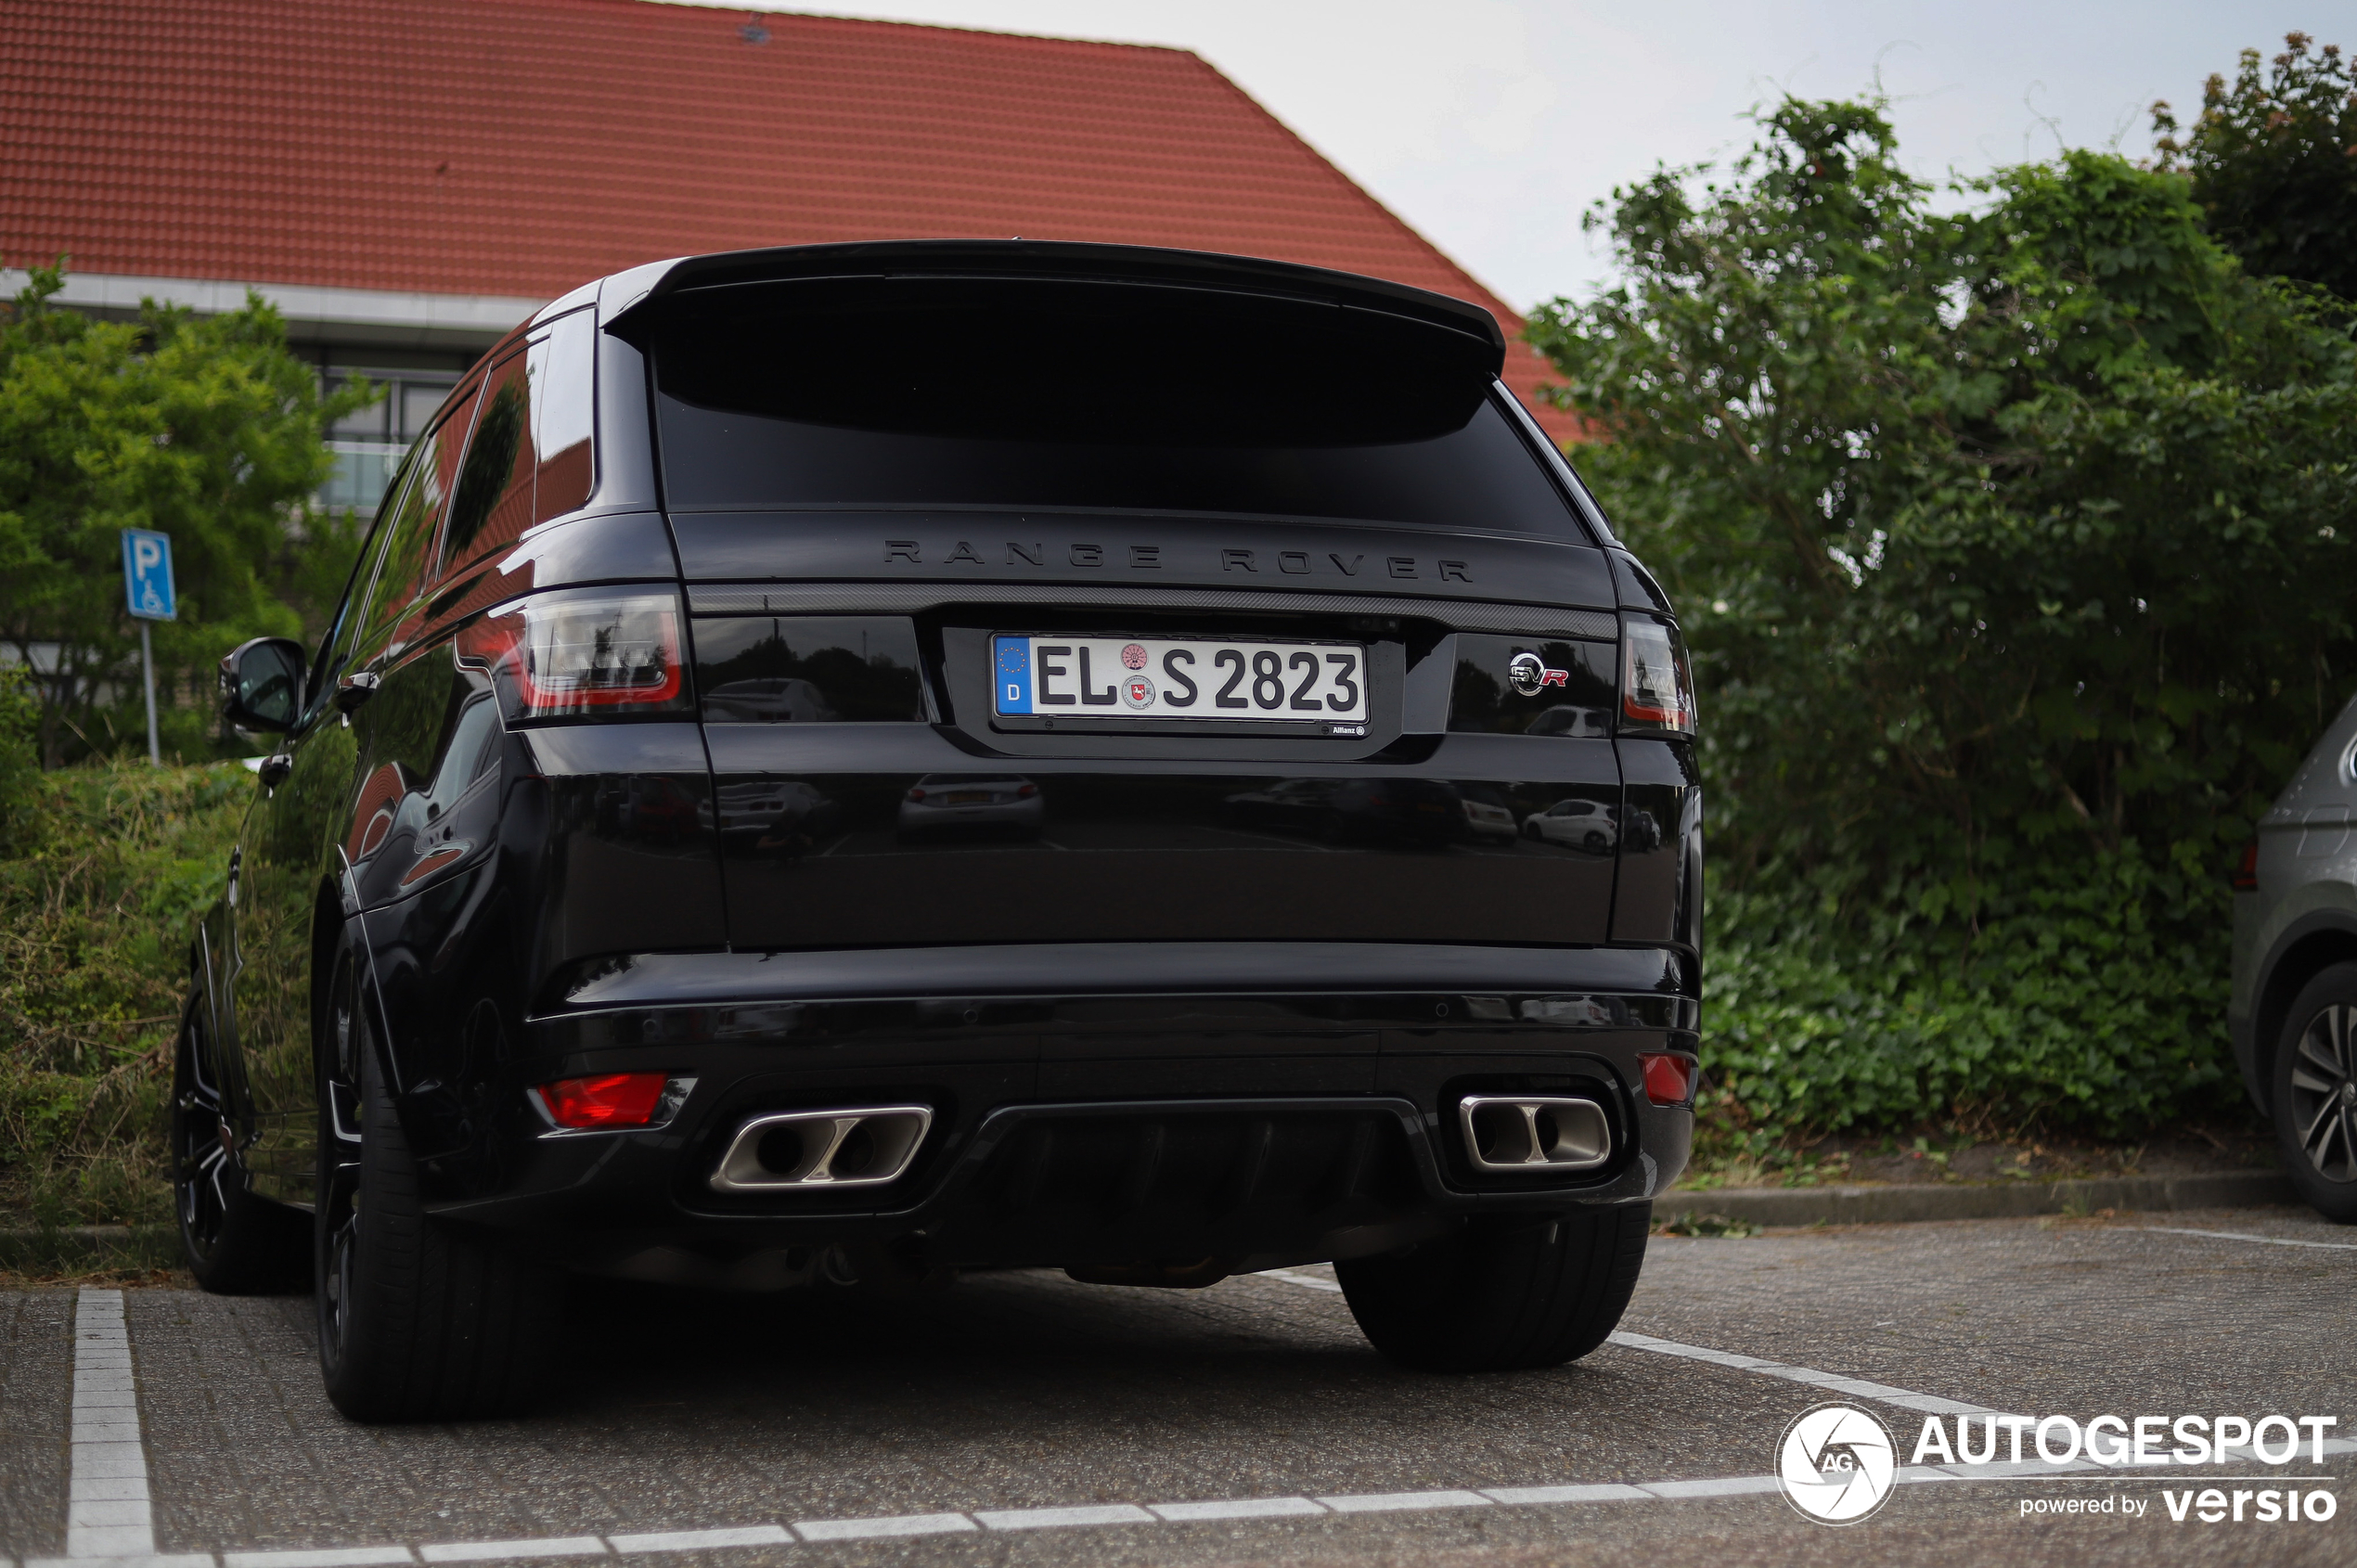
[320,367,464,515]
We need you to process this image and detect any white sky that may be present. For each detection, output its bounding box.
[706,1,2345,311]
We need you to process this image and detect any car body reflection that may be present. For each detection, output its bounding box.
[596,774,702,842]
[1525,704,1611,739]
[1455,782,1520,845]
[716,779,843,856]
[1222,777,1470,847]
[1523,798,1618,855]
[702,676,839,722]
[895,774,1044,842]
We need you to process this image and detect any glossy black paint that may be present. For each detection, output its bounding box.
[190,241,1702,1285]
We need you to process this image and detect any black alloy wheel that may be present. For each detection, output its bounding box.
[172,998,305,1292]
[315,942,559,1420]
[172,1003,235,1263]
[2273,964,2357,1223]
[314,944,366,1381]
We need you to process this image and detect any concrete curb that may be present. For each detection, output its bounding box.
[1661,1168,2299,1227]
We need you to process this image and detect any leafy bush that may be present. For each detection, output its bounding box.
[0,745,247,1227]
[2155,31,2357,302]
[1528,98,2357,1140]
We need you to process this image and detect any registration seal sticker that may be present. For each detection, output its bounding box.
[1122,675,1156,710]
[1121,643,1149,670]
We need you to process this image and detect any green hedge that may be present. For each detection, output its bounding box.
[1702,847,2235,1142]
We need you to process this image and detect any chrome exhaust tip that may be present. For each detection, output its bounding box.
[710,1106,934,1193]
[1457,1095,1611,1174]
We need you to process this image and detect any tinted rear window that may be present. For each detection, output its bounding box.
[643,277,1585,538]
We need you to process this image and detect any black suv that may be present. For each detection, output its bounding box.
[188,242,1700,1420]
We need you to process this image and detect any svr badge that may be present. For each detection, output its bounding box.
[1507,649,1571,698]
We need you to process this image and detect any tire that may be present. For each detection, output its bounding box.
[2271,964,2357,1223]
[171,998,308,1293]
[1335,1204,1650,1373]
[315,949,559,1420]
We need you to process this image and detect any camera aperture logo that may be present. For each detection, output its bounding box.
[1779,1403,1899,1524]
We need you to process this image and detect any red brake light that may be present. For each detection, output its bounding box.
[1639,1051,1697,1107]
[2232,839,2260,892]
[1016,783,1037,798]
[1621,618,1697,735]
[534,1072,672,1128]
[907,787,926,802]
[459,590,688,720]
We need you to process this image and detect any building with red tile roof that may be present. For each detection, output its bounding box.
[0,0,1573,507]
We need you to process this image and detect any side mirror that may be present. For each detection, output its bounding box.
[218,637,307,733]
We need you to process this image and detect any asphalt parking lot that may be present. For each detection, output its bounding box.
[3,1207,2350,1567]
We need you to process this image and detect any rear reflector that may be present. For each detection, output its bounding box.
[534,1072,673,1129]
[2231,839,2260,892]
[1638,1051,1697,1107]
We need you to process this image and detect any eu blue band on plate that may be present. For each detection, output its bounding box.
[995,636,1032,713]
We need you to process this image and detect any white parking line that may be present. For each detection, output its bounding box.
[417,1541,608,1563]
[2139,1226,2357,1253]
[1253,1268,1342,1292]
[1316,1489,1489,1514]
[39,1273,2353,1567]
[790,1513,974,1542]
[64,1289,156,1561]
[1604,1330,2004,1418]
[972,1505,1154,1531]
[43,1445,2357,1568]
[1251,1267,2007,1420]
[1145,1497,1327,1522]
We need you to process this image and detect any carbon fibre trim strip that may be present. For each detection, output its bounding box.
[685,581,1617,639]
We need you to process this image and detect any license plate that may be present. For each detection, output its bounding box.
[994,636,1366,722]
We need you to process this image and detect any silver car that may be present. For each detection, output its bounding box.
[2232,703,2357,1222]
[895,774,1045,842]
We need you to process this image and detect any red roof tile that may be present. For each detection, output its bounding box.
[0,0,1573,437]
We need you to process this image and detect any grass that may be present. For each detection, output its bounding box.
[0,755,250,1276]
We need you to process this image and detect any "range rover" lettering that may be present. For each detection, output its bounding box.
[883,539,1469,582]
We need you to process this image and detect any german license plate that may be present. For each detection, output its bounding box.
[993,636,1366,722]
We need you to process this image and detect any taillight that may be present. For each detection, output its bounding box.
[1621,617,1696,735]
[532,1072,676,1129]
[907,787,926,802]
[1638,1051,1697,1107]
[1016,783,1037,798]
[458,589,689,720]
[2232,839,2260,892]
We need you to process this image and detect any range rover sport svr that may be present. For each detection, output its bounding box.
[187,241,1702,1420]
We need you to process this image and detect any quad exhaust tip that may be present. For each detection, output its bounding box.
[1458,1095,1611,1174]
[711,1105,933,1193]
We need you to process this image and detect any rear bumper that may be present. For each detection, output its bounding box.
[416,942,1698,1279]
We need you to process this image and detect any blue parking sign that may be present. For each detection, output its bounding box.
[122,529,175,621]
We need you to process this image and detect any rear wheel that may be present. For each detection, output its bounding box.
[172,1000,307,1292]
[1336,1204,1649,1372]
[2273,965,2357,1223]
[316,949,559,1420]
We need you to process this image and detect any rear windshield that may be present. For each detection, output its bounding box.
[643,277,1585,538]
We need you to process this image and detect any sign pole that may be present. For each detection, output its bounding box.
[140,621,160,765]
